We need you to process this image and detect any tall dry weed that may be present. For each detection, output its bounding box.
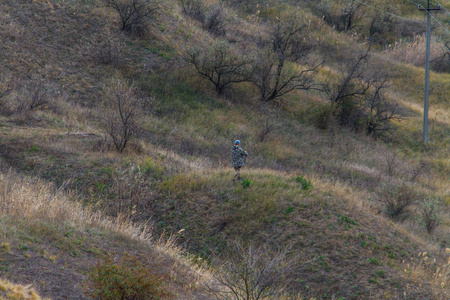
[386,35,447,69]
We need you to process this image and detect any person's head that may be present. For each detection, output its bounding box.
[235,140,240,146]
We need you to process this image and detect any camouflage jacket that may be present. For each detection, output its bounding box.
[231,145,248,168]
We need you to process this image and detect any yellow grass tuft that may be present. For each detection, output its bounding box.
[0,278,45,300]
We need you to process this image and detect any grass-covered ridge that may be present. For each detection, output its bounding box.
[0,0,449,298]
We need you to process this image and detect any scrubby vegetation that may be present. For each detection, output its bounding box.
[0,0,449,299]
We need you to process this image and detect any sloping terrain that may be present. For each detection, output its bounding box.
[0,0,449,299]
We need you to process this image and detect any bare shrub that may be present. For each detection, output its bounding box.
[385,150,398,177]
[101,78,143,153]
[92,136,114,153]
[186,41,252,94]
[364,77,401,135]
[368,14,395,48]
[22,81,48,111]
[206,242,294,300]
[323,48,402,135]
[313,0,366,32]
[109,172,144,217]
[93,29,125,65]
[0,75,15,115]
[309,102,333,130]
[431,41,450,73]
[419,197,442,233]
[103,0,160,36]
[15,80,55,116]
[255,105,277,142]
[0,76,14,100]
[378,183,417,222]
[258,119,273,142]
[251,14,321,103]
[205,3,227,36]
[179,0,205,23]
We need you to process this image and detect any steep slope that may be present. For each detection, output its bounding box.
[0,0,449,299]
[0,168,209,299]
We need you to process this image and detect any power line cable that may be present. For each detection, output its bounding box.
[404,0,441,6]
[427,9,450,34]
[434,0,450,17]
[404,0,425,6]
[403,0,450,35]
[405,0,450,19]
[354,0,425,24]
[414,2,450,34]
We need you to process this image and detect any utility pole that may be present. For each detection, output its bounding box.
[419,1,441,144]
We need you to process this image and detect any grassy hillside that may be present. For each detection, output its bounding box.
[0,0,449,299]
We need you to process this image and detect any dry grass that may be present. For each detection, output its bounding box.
[0,278,45,300]
[0,167,209,291]
[0,0,448,298]
[386,35,447,68]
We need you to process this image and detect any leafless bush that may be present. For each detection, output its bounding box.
[385,150,398,177]
[0,76,14,100]
[408,159,427,183]
[251,14,321,103]
[368,14,395,48]
[431,41,450,73]
[364,78,401,136]
[95,30,124,65]
[323,48,402,135]
[103,0,160,36]
[110,173,141,217]
[92,136,114,153]
[419,197,442,233]
[15,81,54,114]
[179,0,205,23]
[378,183,417,222]
[206,242,294,300]
[205,3,227,36]
[258,119,273,142]
[101,78,143,153]
[309,102,333,130]
[256,105,276,142]
[186,41,252,94]
[313,0,366,32]
[0,75,15,115]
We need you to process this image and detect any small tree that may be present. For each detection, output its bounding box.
[102,78,142,153]
[103,0,160,36]
[206,242,294,300]
[186,41,252,94]
[251,15,321,103]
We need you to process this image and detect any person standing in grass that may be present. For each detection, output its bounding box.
[231,140,248,182]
